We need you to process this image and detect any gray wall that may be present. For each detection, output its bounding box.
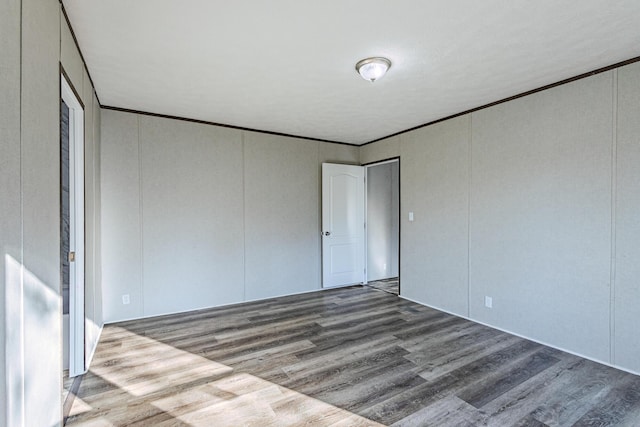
[244,133,321,300]
[402,116,470,317]
[0,2,102,425]
[470,73,612,362]
[361,65,640,374]
[1,0,21,423]
[141,116,245,315]
[16,1,61,425]
[367,162,399,281]
[615,62,640,371]
[361,136,400,165]
[100,110,359,322]
[101,112,143,320]
[60,7,103,372]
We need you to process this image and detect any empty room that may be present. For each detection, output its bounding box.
[2,1,640,426]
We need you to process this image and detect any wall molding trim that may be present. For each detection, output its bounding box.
[361,55,640,146]
[101,105,357,147]
[59,1,100,106]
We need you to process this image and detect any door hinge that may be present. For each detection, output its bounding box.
[68,251,75,262]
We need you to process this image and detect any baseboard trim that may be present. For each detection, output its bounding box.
[398,294,640,377]
[86,324,104,368]
[103,284,364,325]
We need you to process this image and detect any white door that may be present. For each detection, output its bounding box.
[322,163,365,287]
[62,74,86,377]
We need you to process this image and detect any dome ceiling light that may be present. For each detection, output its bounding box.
[355,57,391,82]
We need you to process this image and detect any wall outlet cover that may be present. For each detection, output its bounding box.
[484,296,492,308]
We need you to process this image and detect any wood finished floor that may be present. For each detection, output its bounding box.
[63,370,72,402]
[367,278,399,295]
[67,286,640,426]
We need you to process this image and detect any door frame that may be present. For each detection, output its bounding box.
[363,157,401,293]
[61,72,86,377]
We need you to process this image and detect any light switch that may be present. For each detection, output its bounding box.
[409,212,414,222]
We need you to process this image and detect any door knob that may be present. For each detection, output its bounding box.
[324,231,331,236]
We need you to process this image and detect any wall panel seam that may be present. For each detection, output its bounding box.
[317,142,321,288]
[609,69,618,364]
[92,95,98,328]
[17,0,26,424]
[241,131,246,301]
[137,114,144,316]
[467,114,472,318]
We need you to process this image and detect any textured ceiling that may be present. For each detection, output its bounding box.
[63,1,640,145]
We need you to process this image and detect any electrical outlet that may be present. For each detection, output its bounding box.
[122,294,130,305]
[484,296,492,309]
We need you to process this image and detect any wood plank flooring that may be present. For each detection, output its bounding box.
[63,370,82,424]
[366,278,399,295]
[66,286,640,426]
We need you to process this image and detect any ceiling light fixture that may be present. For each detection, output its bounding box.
[355,57,391,82]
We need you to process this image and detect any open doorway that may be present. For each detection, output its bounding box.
[365,159,400,295]
[61,72,86,409]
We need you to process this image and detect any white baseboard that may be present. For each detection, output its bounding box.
[398,294,640,377]
[84,323,104,373]
[103,284,363,325]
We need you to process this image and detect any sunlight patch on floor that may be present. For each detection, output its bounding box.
[151,372,383,427]
[68,326,383,426]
